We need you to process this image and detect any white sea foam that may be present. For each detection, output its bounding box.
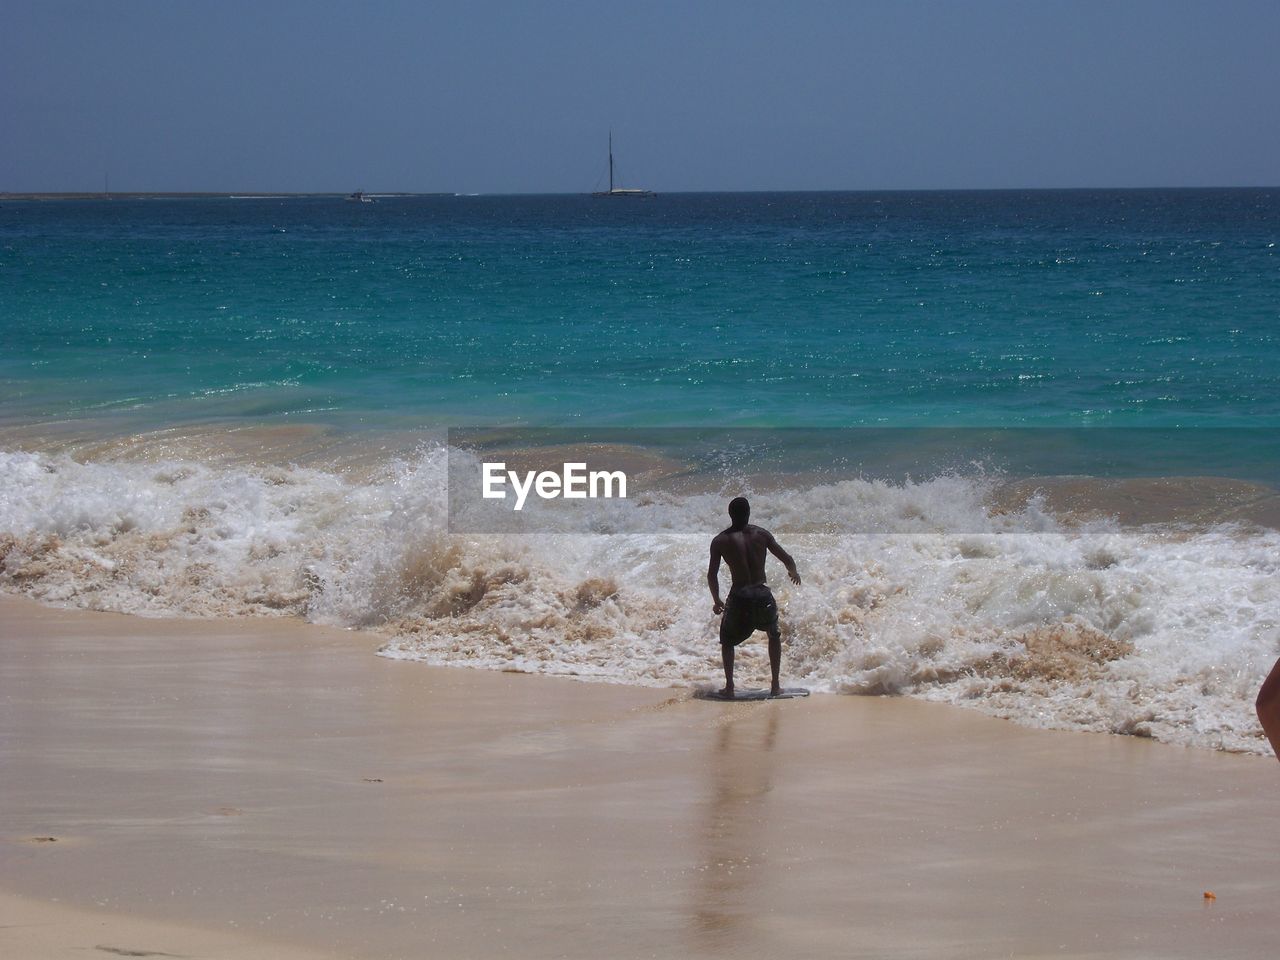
[2,444,1277,754]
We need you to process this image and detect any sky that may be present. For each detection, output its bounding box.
[3,0,1277,194]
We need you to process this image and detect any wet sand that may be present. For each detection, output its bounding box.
[2,594,1277,959]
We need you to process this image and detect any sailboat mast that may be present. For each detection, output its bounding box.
[591,129,652,197]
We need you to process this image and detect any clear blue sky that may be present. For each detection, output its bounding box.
[3,0,1277,193]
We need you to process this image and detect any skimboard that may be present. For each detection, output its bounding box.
[695,687,809,702]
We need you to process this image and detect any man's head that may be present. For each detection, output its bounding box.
[728,496,750,529]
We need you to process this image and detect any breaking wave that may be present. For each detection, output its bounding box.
[2,443,1278,754]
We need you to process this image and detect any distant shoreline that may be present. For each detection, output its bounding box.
[3,186,1277,202]
[0,191,452,201]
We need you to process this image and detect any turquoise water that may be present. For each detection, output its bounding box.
[4,190,1280,754]
[3,189,1278,432]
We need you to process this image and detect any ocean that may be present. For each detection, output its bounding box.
[2,189,1278,752]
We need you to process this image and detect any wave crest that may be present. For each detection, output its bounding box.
[2,446,1277,754]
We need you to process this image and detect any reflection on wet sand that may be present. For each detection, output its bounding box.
[688,707,780,952]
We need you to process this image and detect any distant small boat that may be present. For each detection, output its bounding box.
[345,191,375,203]
[591,133,654,197]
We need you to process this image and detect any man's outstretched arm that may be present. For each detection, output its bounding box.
[707,542,724,614]
[766,535,801,585]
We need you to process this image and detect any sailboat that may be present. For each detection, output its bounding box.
[591,132,655,197]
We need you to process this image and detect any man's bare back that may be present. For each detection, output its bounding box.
[710,525,782,591]
[707,521,802,617]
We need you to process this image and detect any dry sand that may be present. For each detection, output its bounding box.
[2,594,1277,959]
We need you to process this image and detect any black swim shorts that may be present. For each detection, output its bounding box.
[719,583,779,646]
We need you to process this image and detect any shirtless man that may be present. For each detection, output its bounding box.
[707,497,801,698]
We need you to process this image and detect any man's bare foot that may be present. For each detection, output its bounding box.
[715,686,735,699]
[769,684,782,697]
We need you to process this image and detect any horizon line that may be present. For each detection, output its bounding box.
[3,184,1277,200]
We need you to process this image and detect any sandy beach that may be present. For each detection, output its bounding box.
[2,593,1277,959]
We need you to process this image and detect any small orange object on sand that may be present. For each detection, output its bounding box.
[1203,891,1217,901]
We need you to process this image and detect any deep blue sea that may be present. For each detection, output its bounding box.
[3,189,1278,431]
[3,190,1279,753]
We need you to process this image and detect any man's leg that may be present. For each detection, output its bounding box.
[1257,657,1280,761]
[767,627,781,696]
[720,642,735,697]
